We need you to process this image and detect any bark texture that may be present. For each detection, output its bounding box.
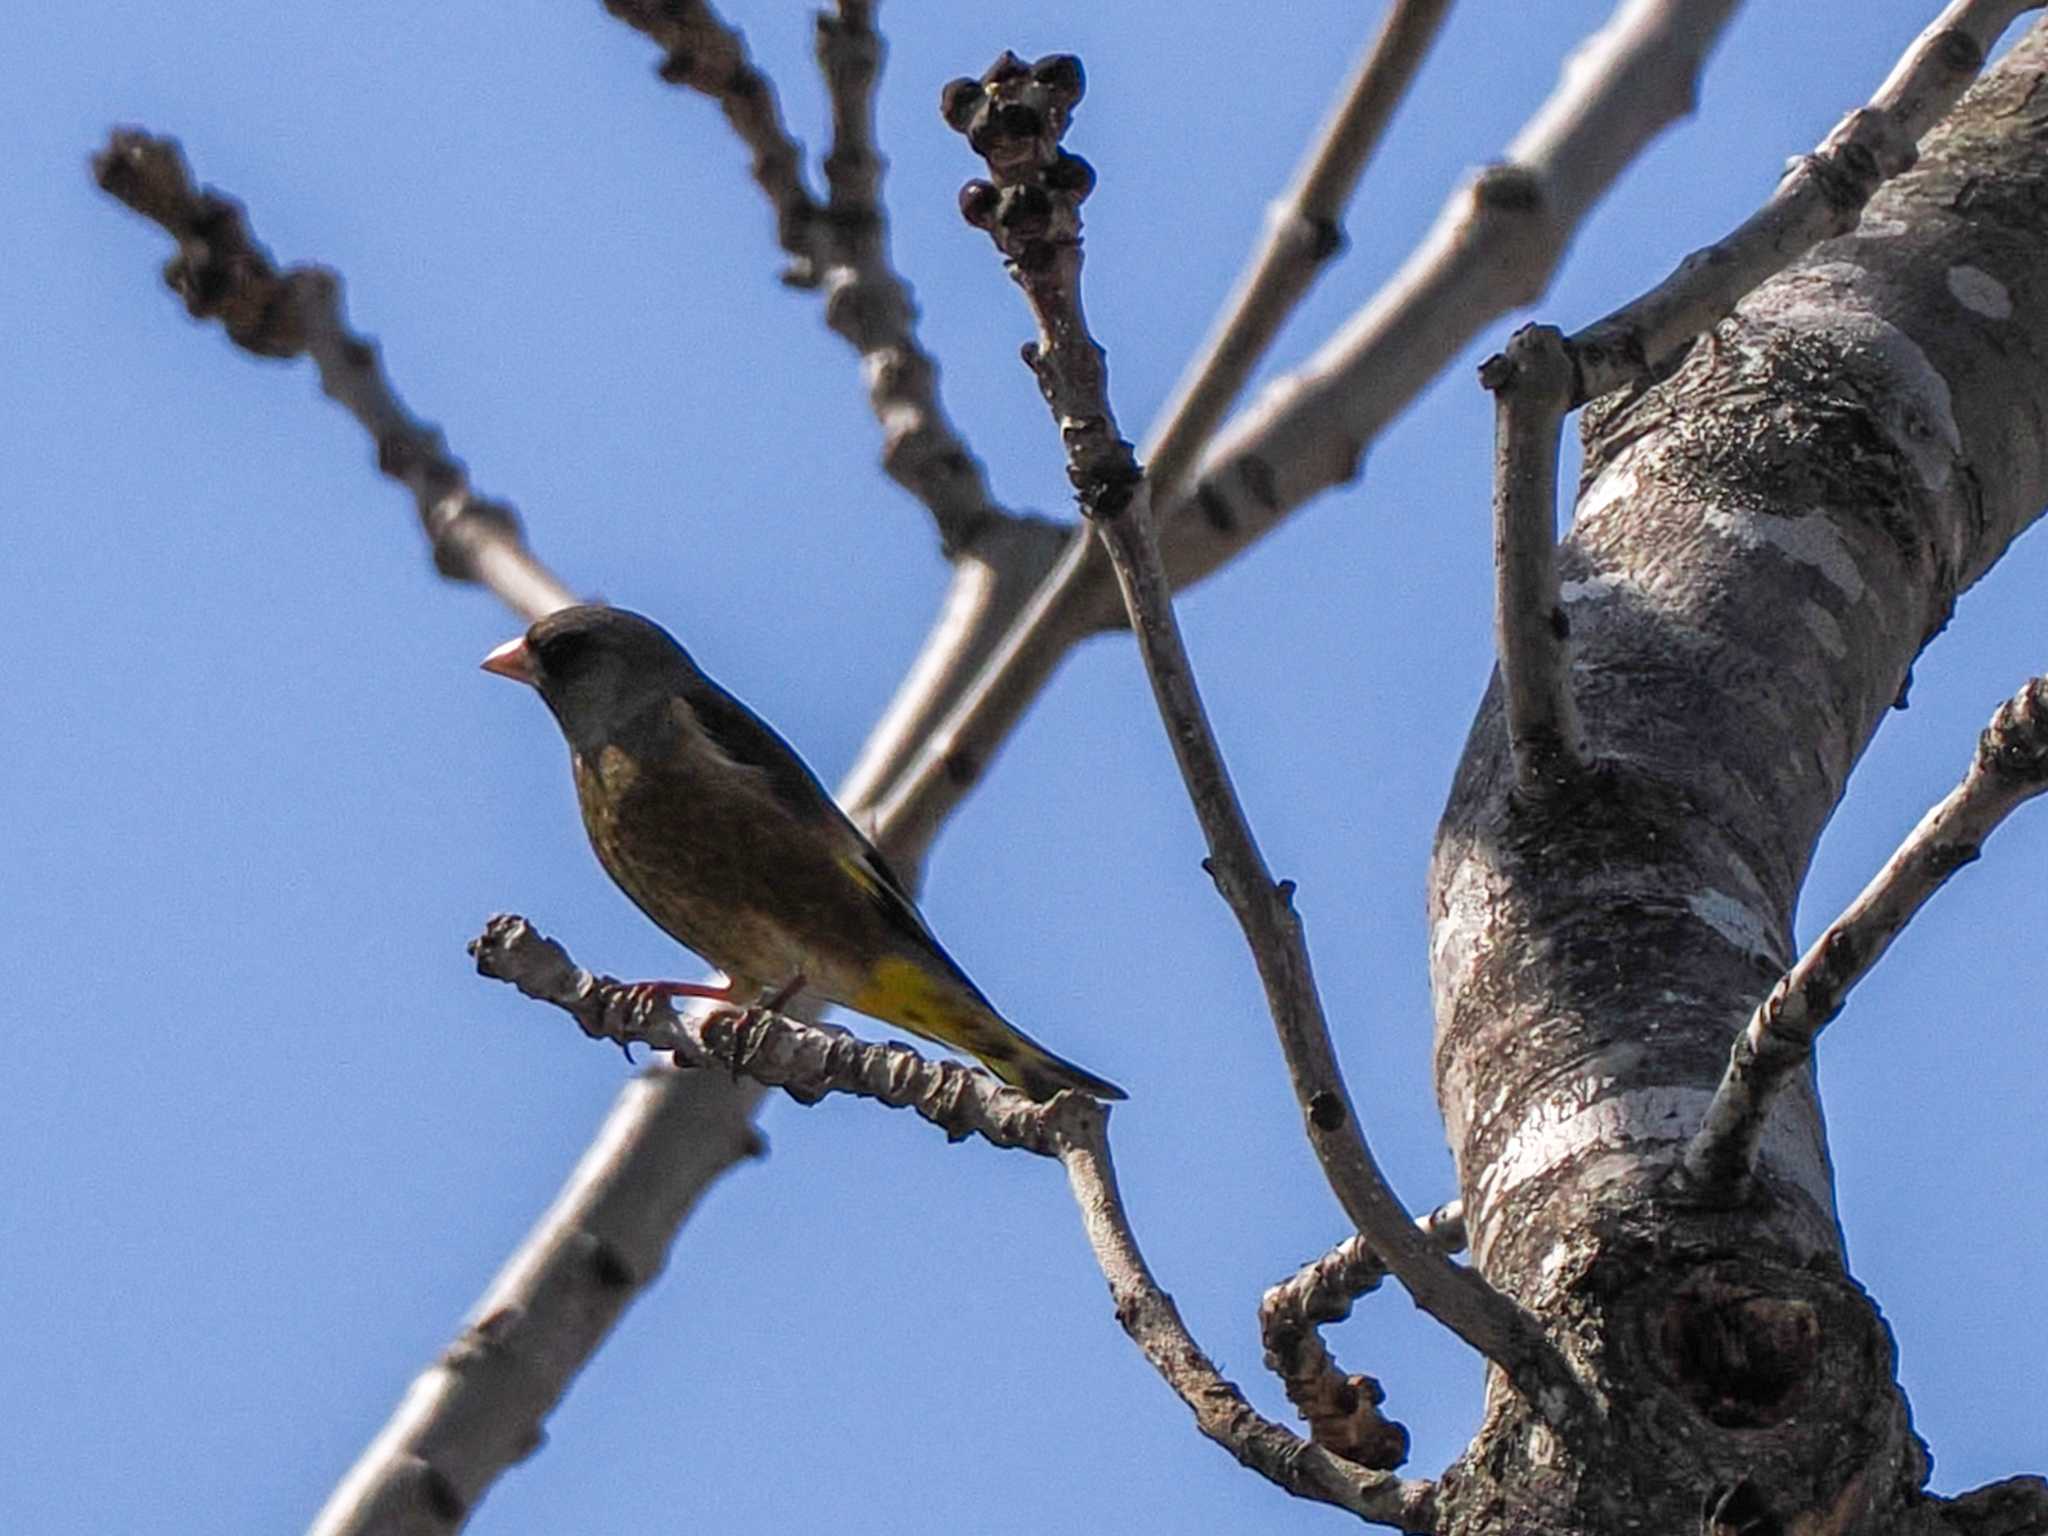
[1427,25,2048,1535]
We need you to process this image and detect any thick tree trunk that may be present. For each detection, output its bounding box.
[1427,24,2048,1535]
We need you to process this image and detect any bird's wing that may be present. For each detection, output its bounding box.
[681,673,927,919]
[681,674,845,824]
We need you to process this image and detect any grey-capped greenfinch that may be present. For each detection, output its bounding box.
[483,604,1124,1101]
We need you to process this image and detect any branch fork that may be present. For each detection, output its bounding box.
[947,45,1582,1417]
[1683,675,2048,1193]
[1260,1203,1468,1470]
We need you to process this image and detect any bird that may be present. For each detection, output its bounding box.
[482,604,1125,1102]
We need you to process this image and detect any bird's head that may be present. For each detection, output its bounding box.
[482,604,697,753]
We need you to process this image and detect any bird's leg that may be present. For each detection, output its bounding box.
[618,976,746,1016]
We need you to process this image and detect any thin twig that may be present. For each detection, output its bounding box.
[1051,1109,1440,1530]
[1145,0,1454,509]
[475,914,1441,1527]
[309,1067,762,1535]
[97,122,1085,1533]
[471,915,1067,1153]
[1683,676,2048,1192]
[1259,1203,1466,1469]
[944,50,1579,1411]
[1153,0,1745,596]
[1569,0,2041,402]
[93,130,576,622]
[604,0,820,279]
[867,0,1749,859]
[609,0,1014,553]
[1479,324,1585,796]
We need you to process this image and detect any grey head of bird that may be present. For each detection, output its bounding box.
[481,604,702,754]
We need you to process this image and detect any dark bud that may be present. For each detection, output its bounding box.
[1474,162,1542,213]
[656,50,697,85]
[1046,152,1095,201]
[420,1467,468,1523]
[1308,1091,1348,1132]
[985,50,1030,84]
[588,1240,635,1290]
[992,101,1043,142]
[1030,53,1084,105]
[1934,26,1984,73]
[940,77,983,130]
[998,183,1054,239]
[958,179,1000,229]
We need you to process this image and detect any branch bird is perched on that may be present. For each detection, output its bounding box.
[483,605,1125,1102]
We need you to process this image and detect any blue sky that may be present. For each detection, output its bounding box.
[6,2,2044,1531]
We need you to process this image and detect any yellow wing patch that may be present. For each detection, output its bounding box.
[852,954,951,1033]
[837,853,884,899]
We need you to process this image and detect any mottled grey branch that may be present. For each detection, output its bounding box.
[93,130,576,623]
[1145,0,1454,509]
[471,914,1065,1153]
[604,0,820,278]
[1158,0,1744,594]
[1480,325,1585,797]
[866,0,1749,864]
[474,916,1440,1527]
[1570,0,2041,402]
[1683,676,2048,1192]
[1052,1109,1441,1530]
[608,0,1015,554]
[945,49,1578,1410]
[1259,1203,1465,1470]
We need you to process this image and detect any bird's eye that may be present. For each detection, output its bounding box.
[534,628,590,671]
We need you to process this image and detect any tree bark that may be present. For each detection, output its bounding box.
[1427,22,2048,1535]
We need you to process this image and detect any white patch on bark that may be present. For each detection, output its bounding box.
[1431,857,1498,1001]
[1560,573,1623,604]
[1686,888,1787,966]
[1473,1081,1836,1255]
[1575,459,1640,527]
[1802,598,1847,657]
[1946,263,2012,320]
[1703,506,1867,599]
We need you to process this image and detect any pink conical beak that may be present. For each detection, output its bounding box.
[480,635,540,685]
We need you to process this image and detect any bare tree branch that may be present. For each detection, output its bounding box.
[608,0,1019,554]
[1145,0,1454,509]
[603,0,820,279]
[1468,0,2033,802]
[1930,1475,2048,1535]
[473,914,1442,1528]
[1051,1109,1442,1531]
[1570,0,2041,402]
[93,131,577,623]
[944,48,1582,1412]
[308,1066,761,1536]
[1683,675,2048,1192]
[96,117,1077,1532]
[865,0,1748,863]
[1259,1203,1465,1469]
[471,915,1068,1152]
[1479,324,1586,797]
[1155,0,1743,593]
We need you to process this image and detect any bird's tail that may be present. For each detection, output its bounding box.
[853,955,1126,1101]
[988,1030,1128,1103]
